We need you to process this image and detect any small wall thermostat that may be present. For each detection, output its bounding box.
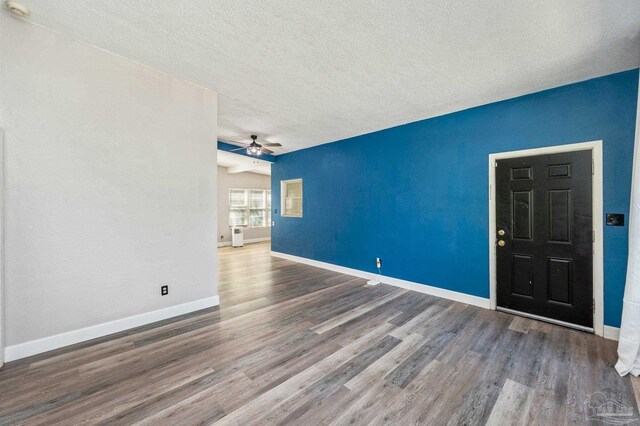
[606,213,624,226]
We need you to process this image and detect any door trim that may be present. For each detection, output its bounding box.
[488,140,604,336]
[0,129,4,367]
[496,307,594,333]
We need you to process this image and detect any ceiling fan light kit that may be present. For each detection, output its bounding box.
[247,135,262,156]
[229,134,283,156]
[247,135,261,156]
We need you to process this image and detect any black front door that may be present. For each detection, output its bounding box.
[496,150,593,329]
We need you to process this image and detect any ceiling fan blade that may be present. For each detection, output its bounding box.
[260,147,274,154]
[229,147,247,152]
[262,143,282,147]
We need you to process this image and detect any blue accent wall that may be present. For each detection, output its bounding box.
[272,69,639,328]
[218,141,277,163]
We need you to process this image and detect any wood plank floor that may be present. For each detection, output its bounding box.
[0,241,638,425]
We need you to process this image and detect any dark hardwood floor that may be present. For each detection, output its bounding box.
[0,241,638,425]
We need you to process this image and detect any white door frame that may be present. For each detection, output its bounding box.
[488,140,604,337]
[0,129,4,367]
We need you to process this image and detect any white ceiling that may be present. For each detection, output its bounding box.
[7,1,640,153]
[217,150,271,176]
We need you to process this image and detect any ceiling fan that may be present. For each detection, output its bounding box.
[230,135,282,156]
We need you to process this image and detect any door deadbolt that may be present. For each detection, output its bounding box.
[498,229,505,236]
[497,240,505,247]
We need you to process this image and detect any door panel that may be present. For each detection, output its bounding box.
[548,189,572,242]
[511,255,533,297]
[548,257,572,304]
[512,191,533,239]
[496,150,593,328]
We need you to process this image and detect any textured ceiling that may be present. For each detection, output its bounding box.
[5,1,640,153]
[217,150,271,175]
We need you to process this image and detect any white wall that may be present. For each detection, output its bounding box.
[217,166,271,244]
[0,16,218,359]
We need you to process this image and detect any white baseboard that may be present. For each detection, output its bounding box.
[271,252,627,339]
[270,251,490,309]
[604,325,620,341]
[217,237,271,248]
[4,296,220,362]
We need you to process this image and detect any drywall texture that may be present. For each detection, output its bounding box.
[13,1,640,152]
[272,69,639,328]
[0,16,218,346]
[217,166,271,244]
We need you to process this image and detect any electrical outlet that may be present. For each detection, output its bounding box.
[376,258,382,268]
[161,285,168,296]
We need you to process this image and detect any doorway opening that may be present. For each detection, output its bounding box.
[216,148,273,249]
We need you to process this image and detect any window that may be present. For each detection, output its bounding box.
[281,179,303,217]
[229,189,248,226]
[267,189,272,226]
[229,188,271,228]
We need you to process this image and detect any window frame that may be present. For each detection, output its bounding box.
[281,179,303,218]
[228,188,249,227]
[267,189,272,226]
[228,188,271,228]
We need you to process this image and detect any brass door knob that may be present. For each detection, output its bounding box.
[498,229,505,236]
[498,240,505,247]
